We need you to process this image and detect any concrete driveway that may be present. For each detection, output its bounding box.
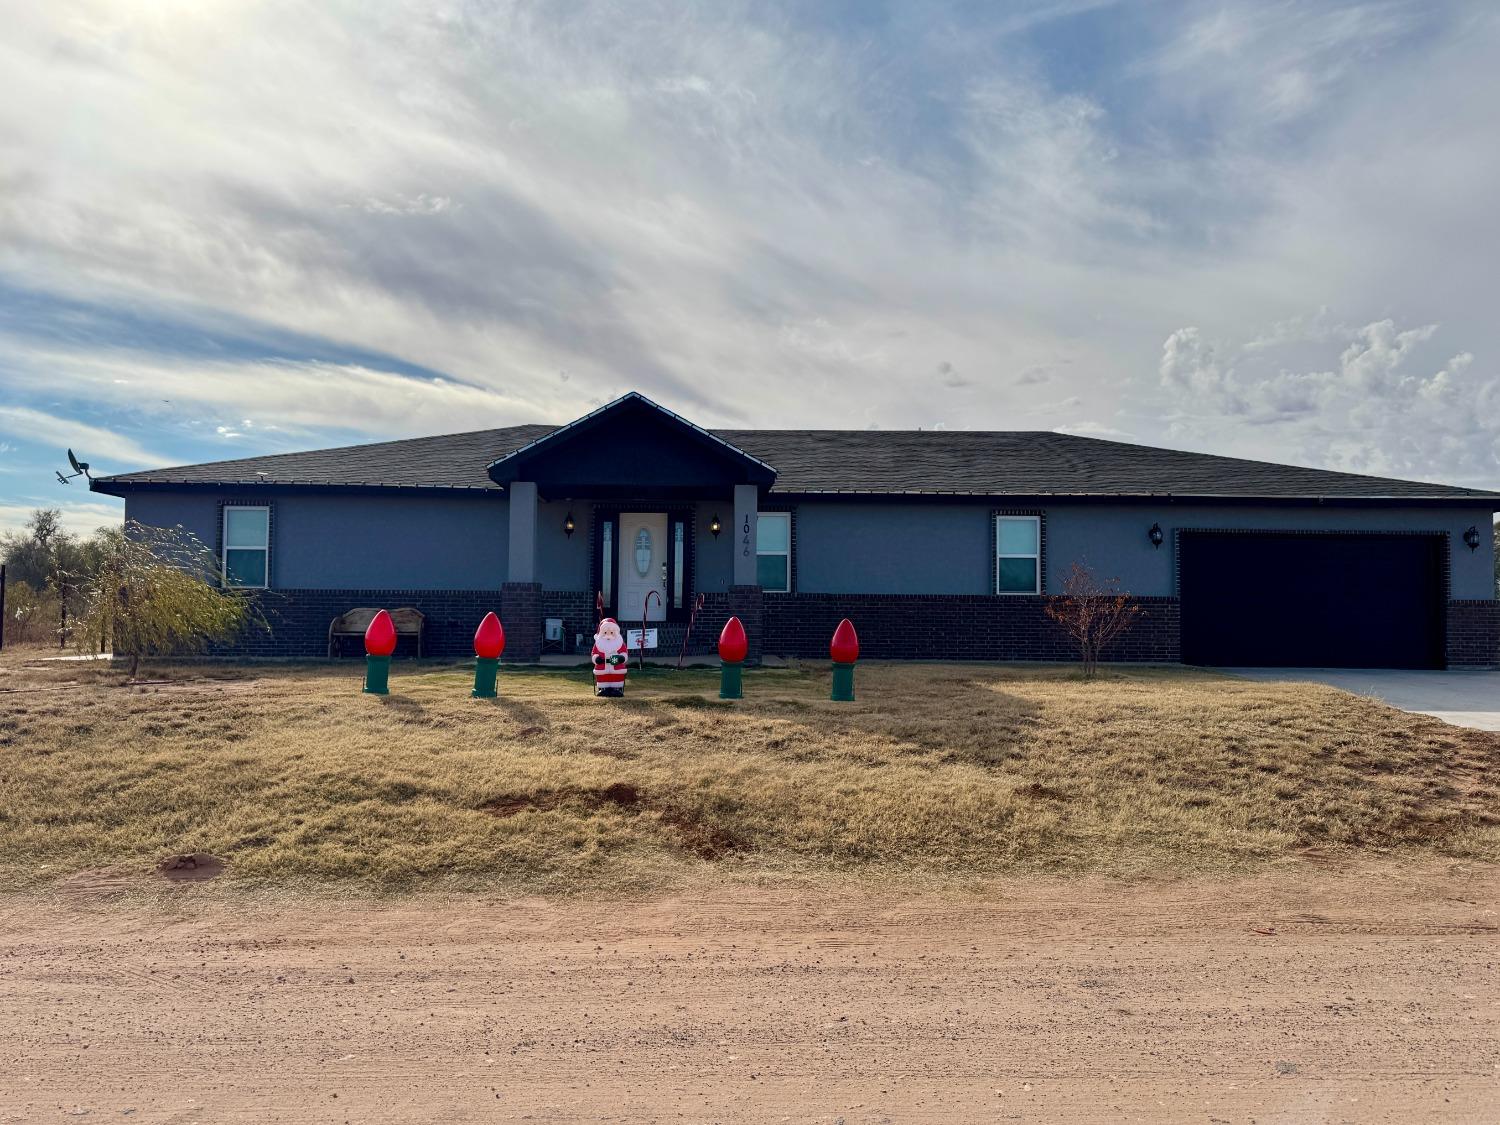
[1228,668,1500,731]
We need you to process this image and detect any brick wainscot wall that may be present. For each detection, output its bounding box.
[214,589,506,661]
[1446,600,1500,668]
[202,589,1497,668]
[762,593,1182,663]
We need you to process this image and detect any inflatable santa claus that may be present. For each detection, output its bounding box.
[592,617,630,696]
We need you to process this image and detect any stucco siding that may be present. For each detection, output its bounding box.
[1046,504,1496,600]
[125,491,1495,602]
[794,502,994,595]
[535,500,590,591]
[123,492,222,553]
[786,500,1495,600]
[126,491,509,590]
[694,501,735,594]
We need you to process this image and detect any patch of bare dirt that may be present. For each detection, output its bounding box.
[0,860,1495,1123]
[156,852,226,881]
[53,867,135,899]
[480,784,640,818]
[481,783,746,858]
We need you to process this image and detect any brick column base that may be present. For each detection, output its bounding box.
[500,582,543,663]
[1447,600,1500,668]
[728,584,764,665]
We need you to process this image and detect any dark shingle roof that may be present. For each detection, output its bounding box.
[719,429,1500,500]
[94,423,1500,502]
[95,425,555,491]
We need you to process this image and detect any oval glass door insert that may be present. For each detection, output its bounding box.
[633,527,653,576]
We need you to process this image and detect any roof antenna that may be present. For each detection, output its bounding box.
[56,449,92,485]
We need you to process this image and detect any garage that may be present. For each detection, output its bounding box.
[1179,532,1446,669]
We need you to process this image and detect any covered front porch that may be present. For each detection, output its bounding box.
[491,393,777,662]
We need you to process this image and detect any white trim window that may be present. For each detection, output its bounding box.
[756,511,791,593]
[222,506,270,589]
[995,515,1040,594]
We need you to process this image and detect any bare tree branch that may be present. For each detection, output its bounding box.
[1043,561,1142,679]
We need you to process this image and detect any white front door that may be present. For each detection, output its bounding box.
[617,512,668,622]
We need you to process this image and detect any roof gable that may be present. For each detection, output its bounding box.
[486,392,777,498]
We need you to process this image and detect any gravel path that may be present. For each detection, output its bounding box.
[1,861,1496,1123]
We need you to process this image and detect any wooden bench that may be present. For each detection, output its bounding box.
[328,607,425,659]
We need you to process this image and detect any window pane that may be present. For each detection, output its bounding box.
[757,512,789,553]
[672,522,684,608]
[225,548,266,587]
[601,521,613,607]
[224,507,268,548]
[997,557,1037,593]
[756,553,788,592]
[997,517,1037,556]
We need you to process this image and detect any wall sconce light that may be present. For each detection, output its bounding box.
[709,513,722,538]
[1463,525,1480,552]
[563,512,576,538]
[1148,522,1164,549]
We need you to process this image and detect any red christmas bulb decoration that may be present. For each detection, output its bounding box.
[474,612,506,660]
[718,615,748,664]
[829,618,859,663]
[364,609,397,657]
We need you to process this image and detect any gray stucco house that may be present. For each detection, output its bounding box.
[92,391,1500,668]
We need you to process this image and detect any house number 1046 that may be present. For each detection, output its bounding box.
[742,515,752,556]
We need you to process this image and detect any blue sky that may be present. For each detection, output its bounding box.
[2,0,1497,534]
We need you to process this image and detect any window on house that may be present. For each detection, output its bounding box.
[757,511,791,592]
[222,506,269,589]
[995,515,1040,594]
[672,520,685,609]
[601,518,614,608]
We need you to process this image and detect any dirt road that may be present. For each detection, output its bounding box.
[1,862,1496,1123]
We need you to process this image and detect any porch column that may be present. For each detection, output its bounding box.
[732,483,758,587]
[730,483,764,663]
[502,481,542,662]
[507,481,538,583]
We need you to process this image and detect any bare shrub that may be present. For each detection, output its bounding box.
[1044,561,1142,678]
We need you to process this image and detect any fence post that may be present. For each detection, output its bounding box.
[0,563,6,653]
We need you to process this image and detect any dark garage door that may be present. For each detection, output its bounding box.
[1179,532,1445,669]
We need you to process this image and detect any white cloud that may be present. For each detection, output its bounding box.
[1055,421,1136,440]
[1152,316,1500,485]
[1026,396,1084,415]
[0,1,1493,488]
[0,498,122,539]
[1,347,526,443]
[0,406,164,469]
[1142,2,1423,126]
[359,194,455,216]
[936,361,972,388]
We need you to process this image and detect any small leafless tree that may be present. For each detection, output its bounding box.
[1044,561,1142,679]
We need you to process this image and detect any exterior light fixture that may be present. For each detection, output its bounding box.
[1463,525,1481,551]
[563,512,576,538]
[1148,522,1164,549]
[709,513,722,538]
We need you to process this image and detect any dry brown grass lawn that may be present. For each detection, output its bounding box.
[1,653,1496,893]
